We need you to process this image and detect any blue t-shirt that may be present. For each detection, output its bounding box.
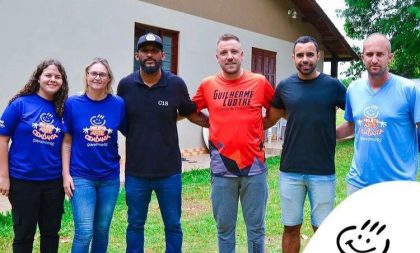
[63,94,125,180]
[0,94,63,180]
[345,74,420,188]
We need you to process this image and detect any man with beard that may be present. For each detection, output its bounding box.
[193,34,274,253]
[117,32,208,253]
[264,36,346,253]
[336,33,420,195]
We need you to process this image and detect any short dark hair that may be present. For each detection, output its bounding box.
[217,33,240,45]
[293,36,319,53]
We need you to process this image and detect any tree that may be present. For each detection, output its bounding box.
[341,46,364,81]
[338,0,420,79]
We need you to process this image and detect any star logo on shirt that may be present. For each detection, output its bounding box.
[378,121,387,128]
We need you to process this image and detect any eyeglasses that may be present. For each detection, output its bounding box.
[88,72,108,79]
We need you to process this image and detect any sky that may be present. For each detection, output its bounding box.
[316,0,347,37]
[315,0,362,78]
[316,0,363,47]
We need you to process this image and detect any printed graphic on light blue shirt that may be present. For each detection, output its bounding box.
[357,105,387,143]
[32,112,61,146]
[83,114,112,146]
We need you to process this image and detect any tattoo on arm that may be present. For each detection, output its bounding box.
[63,144,71,153]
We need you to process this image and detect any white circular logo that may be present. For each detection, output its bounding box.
[145,34,156,41]
[303,181,420,252]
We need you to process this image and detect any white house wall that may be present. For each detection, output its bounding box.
[0,0,324,152]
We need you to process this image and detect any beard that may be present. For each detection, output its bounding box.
[220,61,242,75]
[140,59,163,74]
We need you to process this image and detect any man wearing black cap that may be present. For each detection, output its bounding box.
[117,32,208,253]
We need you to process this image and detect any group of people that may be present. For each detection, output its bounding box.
[0,31,418,253]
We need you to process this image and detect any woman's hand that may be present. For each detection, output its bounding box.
[63,173,75,198]
[0,175,9,196]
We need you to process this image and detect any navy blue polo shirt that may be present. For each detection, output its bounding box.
[117,70,196,178]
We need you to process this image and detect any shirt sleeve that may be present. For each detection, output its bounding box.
[262,79,275,110]
[412,84,420,124]
[62,99,73,135]
[0,101,20,137]
[177,79,196,117]
[192,83,207,112]
[336,80,347,110]
[343,89,354,122]
[271,81,285,109]
[117,96,128,136]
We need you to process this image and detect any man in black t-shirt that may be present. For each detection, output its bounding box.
[264,36,346,253]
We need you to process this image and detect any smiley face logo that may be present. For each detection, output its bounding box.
[40,113,54,124]
[363,105,379,119]
[337,219,390,253]
[90,114,106,126]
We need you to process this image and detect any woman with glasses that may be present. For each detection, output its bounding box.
[62,58,125,253]
[0,59,69,252]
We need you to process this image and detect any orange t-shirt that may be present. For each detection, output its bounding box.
[193,71,274,177]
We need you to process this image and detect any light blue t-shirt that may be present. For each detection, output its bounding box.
[344,74,420,188]
[63,94,125,180]
[0,94,63,180]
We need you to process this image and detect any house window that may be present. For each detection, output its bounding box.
[251,47,277,87]
[134,23,179,74]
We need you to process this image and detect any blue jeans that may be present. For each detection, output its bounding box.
[211,172,268,253]
[70,177,120,253]
[125,174,182,253]
[279,172,335,227]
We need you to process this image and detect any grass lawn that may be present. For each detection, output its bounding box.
[336,108,345,126]
[0,140,419,252]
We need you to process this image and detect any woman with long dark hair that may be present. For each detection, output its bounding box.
[0,59,69,252]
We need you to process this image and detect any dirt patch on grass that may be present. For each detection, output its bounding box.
[145,197,210,218]
[182,198,211,217]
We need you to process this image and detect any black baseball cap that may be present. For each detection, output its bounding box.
[137,33,163,51]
